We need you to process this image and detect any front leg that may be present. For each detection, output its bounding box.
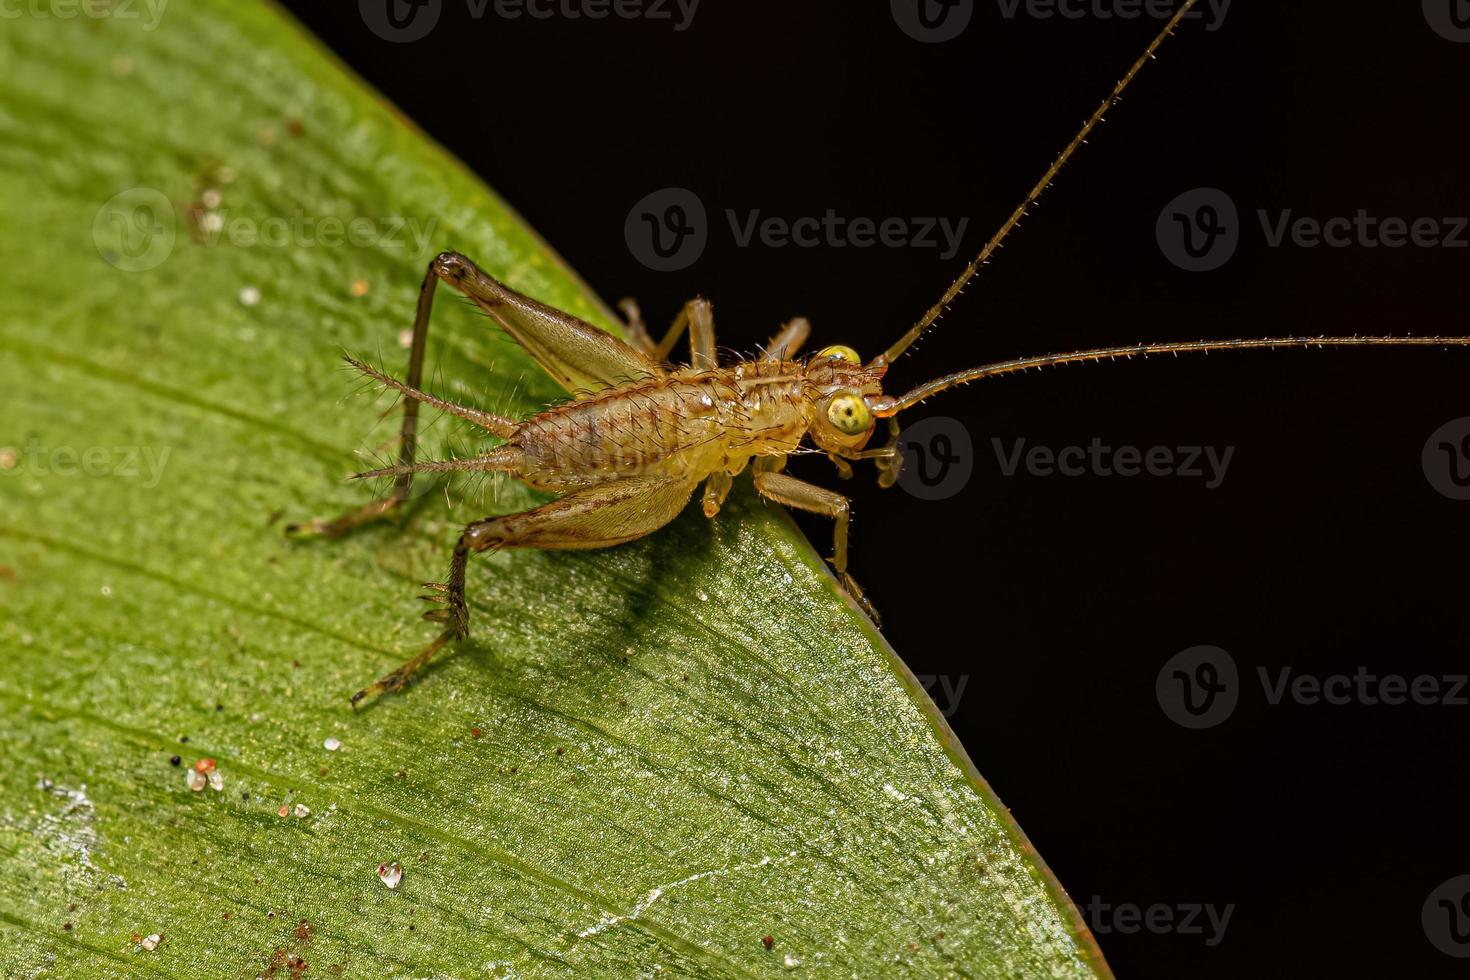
[751,470,879,624]
[353,476,697,704]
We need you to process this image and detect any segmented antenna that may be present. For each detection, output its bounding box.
[874,336,1470,415]
[879,0,1201,365]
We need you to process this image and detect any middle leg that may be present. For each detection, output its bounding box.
[752,470,878,623]
[616,297,718,370]
[353,475,697,704]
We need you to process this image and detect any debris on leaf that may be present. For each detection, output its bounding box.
[323,737,341,752]
[186,769,206,792]
[376,862,403,890]
[140,934,162,951]
[293,804,310,819]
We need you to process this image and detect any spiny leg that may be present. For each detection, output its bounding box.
[352,476,698,704]
[645,298,717,368]
[287,258,447,538]
[752,470,878,624]
[617,297,659,358]
[762,317,810,362]
[615,296,718,368]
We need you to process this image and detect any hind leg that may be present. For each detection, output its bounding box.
[352,476,697,704]
[288,257,458,538]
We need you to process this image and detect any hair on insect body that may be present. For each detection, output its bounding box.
[289,0,1470,705]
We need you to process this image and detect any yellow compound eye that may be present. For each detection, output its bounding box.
[826,393,872,435]
[816,345,861,364]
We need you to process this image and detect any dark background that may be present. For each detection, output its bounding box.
[282,1,1470,975]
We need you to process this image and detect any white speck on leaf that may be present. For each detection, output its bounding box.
[239,285,261,307]
[140,934,161,951]
[377,861,403,889]
[323,737,341,752]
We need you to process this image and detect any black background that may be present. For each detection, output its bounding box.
[281,1,1470,975]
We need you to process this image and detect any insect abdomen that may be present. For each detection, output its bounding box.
[511,362,809,486]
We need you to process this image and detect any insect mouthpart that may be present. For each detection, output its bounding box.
[865,394,900,418]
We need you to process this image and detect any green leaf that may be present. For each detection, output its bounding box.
[0,3,1107,976]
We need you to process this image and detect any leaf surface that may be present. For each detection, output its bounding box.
[0,3,1106,976]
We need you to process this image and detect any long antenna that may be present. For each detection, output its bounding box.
[871,336,1470,415]
[878,0,1201,366]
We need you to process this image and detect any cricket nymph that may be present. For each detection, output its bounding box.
[510,355,888,491]
[290,0,1470,706]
